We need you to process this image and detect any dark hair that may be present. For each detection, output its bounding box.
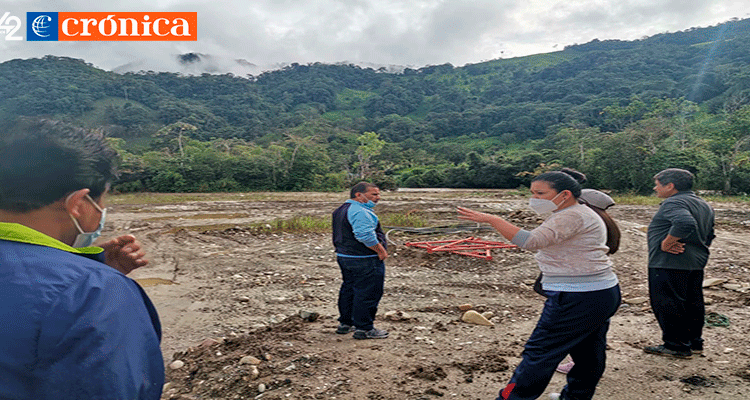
[532,168,586,198]
[0,119,118,212]
[654,168,693,191]
[350,181,378,198]
[535,168,620,254]
[584,203,621,255]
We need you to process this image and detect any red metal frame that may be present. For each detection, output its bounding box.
[404,237,517,260]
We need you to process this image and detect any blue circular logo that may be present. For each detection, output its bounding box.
[32,15,52,37]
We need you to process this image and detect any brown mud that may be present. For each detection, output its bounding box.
[107,189,750,399]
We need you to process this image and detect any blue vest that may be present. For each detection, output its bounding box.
[332,202,386,256]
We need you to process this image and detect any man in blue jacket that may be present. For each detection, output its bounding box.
[332,182,389,340]
[0,119,164,399]
[644,168,715,360]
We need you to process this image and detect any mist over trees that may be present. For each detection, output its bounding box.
[2,18,750,194]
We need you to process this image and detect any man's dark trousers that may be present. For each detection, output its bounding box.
[648,268,705,352]
[337,256,385,331]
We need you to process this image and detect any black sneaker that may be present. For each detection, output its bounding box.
[643,345,693,359]
[353,328,389,340]
[691,342,703,354]
[335,324,355,334]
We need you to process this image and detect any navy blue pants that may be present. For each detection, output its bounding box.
[498,285,621,400]
[336,256,385,331]
[648,268,704,352]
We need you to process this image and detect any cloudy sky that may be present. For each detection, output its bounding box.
[1,0,748,74]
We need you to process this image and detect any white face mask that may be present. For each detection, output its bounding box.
[528,192,563,214]
[68,194,107,248]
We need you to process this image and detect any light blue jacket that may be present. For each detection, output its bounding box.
[345,199,380,248]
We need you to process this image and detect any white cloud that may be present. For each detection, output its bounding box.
[0,0,747,73]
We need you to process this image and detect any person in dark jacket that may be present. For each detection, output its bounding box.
[0,119,164,399]
[332,182,389,340]
[644,168,715,360]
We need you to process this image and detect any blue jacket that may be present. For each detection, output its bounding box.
[332,200,386,257]
[0,222,164,400]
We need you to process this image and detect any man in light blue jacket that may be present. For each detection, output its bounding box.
[332,182,389,340]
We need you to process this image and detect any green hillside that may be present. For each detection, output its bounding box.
[2,18,750,194]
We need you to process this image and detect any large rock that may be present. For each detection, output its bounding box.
[240,355,262,365]
[703,278,727,288]
[298,310,319,322]
[623,297,649,305]
[461,310,494,326]
[385,310,415,321]
[169,360,185,370]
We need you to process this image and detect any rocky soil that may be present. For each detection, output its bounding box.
[106,189,750,400]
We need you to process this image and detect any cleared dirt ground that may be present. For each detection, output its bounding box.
[107,189,750,400]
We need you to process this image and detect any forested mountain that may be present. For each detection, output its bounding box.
[2,18,750,193]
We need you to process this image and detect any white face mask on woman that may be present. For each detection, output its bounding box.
[528,191,563,214]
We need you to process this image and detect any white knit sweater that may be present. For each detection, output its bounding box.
[511,204,618,292]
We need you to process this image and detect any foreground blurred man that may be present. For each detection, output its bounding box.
[0,119,164,399]
[644,168,715,360]
[332,182,389,339]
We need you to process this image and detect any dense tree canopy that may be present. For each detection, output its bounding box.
[2,19,750,193]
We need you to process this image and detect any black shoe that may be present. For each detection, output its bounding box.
[691,342,703,354]
[353,328,389,340]
[335,324,355,334]
[643,344,693,359]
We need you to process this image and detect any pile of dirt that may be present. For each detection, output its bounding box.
[164,316,310,400]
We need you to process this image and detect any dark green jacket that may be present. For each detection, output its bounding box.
[647,191,715,270]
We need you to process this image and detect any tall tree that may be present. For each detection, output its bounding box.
[355,131,385,179]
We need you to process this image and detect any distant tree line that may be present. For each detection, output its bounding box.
[1,18,750,194]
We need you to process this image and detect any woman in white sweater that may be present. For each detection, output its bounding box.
[457,169,621,400]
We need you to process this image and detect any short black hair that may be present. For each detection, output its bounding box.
[654,168,693,191]
[532,168,586,198]
[350,181,378,198]
[0,118,118,212]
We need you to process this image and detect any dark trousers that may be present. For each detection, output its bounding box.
[648,268,705,352]
[498,285,621,400]
[336,256,385,331]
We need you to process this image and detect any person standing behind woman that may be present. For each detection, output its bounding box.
[643,168,714,359]
[457,169,621,400]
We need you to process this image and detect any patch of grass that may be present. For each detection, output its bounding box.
[185,210,431,236]
[380,211,428,228]
[108,192,329,205]
[241,211,430,235]
[144,213,249,221]
[611,194,663,206]
[702,194,750,203]
[612,193,750,205]
[109,192,254,205]
[248,215,331,234]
